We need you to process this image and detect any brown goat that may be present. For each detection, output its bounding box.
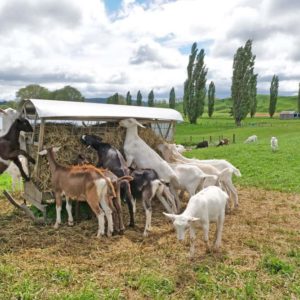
[39,147,116,237]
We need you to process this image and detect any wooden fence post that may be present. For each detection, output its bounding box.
[233,133,236,144]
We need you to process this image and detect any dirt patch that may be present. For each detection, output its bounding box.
[0,187,300,299]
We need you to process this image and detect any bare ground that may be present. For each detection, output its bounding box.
[0,187,300,299]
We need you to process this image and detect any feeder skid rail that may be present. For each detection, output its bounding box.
[3,190,46,224]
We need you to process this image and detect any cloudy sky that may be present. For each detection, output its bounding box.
[0,0,299,100]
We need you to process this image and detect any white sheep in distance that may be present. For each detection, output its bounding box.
[271,137,278,152]
[244,135,257,143]
[164,186,228,258]
[119,118,181,210]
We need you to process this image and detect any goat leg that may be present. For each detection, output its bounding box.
[8,149,35,165]
[12,157,30,181]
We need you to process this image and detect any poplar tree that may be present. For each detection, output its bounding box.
[183,43,208,124]
[208,81,215,118]
[250,74,258,118]
[136,90,142,106]
[269,75,279,118]
[298,83,300,112]
[169,87,176,109]
[126,91,132,105]
[231,39,256,126]
[148,90,154,107]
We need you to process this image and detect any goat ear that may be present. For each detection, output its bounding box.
[133,119,145,128]
[52,147,61,153]
[163,212,176,220]
[38,149,47,156]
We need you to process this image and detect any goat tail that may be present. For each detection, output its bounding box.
[232,167,241,177]
[218,168,233,182]
[103,177,116,198]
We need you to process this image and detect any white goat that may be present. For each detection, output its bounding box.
[119,118,181,209]
[271,137,278,152]
[175,144,186,153]
[164,186,228,258]
[169,163,219,196]
[244,135,257,143]
[4,156,28,191]
[157,143,239,209]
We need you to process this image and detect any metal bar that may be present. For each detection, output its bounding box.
[35,119,45,177]
[164,122,172,140]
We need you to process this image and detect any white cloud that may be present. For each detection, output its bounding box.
[0,0,299,100]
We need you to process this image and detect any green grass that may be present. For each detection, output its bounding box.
[175,116,300,193]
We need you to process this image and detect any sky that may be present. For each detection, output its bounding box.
[0,0,299,100]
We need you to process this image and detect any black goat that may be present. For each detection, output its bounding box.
[196,140,208,149]
[217,138,229,147]
[0,117,35,181]
[80,134,136,227]
[130,168,177,236]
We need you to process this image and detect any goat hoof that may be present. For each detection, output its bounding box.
[119,229,125,235]
[53,223,60,229]
[143,231,149,237]
[107,232,112,238]
[128,222,135,228]
[68,221,74,227]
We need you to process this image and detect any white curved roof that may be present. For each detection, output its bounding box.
[20,99,183,122]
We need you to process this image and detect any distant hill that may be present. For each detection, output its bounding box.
[170,95,298,115]
[85,98,107,104]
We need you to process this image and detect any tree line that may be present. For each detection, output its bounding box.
[183,39,300,125]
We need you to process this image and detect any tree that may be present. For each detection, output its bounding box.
[136,90,142,106]
[169,87,176,109]
[148,90,154,107]
[250,74,258,118]
[231,40,256,126]
[207,81,215,118]
[298,83,300,112]
[52,85,84,101]
[107,93,126,105]
[269,75,279,118]
[126,91,132,105]
[16,84,51,101]
[183,43,208,124]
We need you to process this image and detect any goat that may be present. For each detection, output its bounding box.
[217,138,229,146]
[196,140,208,149]
[72,153,130,234]
[0,117,35,181]
[119,118,181,210]
[39,147,117,237]
[244,135,257,143]
[271,137,278,152]
[130,168,177,236]
[175,144,186,153]
[80,134,136,227]
[168,163,218,196]
[164,186,228,258]
[157,143,240,209]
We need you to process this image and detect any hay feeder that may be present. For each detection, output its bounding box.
[3,99,183,222]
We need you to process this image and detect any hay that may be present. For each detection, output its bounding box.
[28,122,165,193]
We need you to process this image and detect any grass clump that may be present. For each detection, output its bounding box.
[126,272,174,299]
[262,255,294,275]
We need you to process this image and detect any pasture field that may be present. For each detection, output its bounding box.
[0,115,300,299]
